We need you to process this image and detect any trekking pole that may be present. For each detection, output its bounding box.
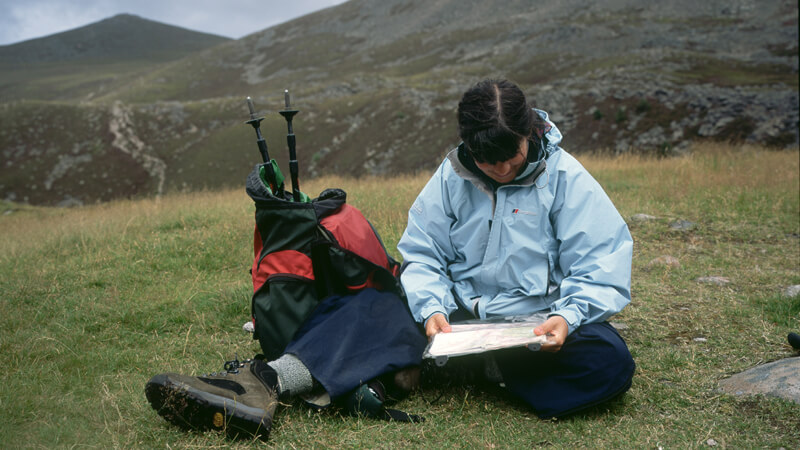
[278,89,301,202]
[245,97,278,192]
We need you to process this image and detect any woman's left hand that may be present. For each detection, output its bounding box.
[534,315,569,352]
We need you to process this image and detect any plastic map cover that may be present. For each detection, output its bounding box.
[423,313,552,365]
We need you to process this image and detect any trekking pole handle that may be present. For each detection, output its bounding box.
[245,97,277,189]
[279,90,301,201]
[247,97,258,121]
[245,97,269,163]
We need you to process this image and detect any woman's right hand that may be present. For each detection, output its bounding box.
[425,313,452,338]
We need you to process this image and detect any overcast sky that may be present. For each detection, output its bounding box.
[0,0,349,46]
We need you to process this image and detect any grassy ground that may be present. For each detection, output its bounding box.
[1,144,798,448]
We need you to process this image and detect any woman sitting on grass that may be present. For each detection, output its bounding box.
[398,78,636,418]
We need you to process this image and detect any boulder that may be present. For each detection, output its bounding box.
[718,357,800,404]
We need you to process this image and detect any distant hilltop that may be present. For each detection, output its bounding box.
[0,13,230,64]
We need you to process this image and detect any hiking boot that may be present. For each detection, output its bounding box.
[339,379,425,423]
[789,332,800,350]
[392,366,421,395]
[145,357,279,441]
[420,354,483,388]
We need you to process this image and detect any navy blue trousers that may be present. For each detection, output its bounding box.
[444,306,634,418]
[285,288,428,400]
[491,321,635,418]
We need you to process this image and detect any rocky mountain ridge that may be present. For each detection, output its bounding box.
[0,0,797,206]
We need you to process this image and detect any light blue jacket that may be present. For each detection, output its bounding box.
[398,111,632,335]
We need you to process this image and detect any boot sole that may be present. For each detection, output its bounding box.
[145,374,272,440]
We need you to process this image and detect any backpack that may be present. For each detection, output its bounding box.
[245,163,406,361]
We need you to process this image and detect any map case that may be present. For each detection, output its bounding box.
[423,313,552,366]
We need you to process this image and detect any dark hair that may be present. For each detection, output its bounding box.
[457,79,545,164]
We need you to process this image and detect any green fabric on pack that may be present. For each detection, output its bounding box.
[259,160,284,194]
[259,160,310,202]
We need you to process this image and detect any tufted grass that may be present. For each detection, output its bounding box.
[0,143,797,448]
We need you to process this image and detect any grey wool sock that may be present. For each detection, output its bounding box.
[267,354,314,397]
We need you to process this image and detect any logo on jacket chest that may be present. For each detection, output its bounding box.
[511,208,537,216]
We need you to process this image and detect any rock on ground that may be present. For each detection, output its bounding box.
[669,219,696,231]
[718,357,800,404]
[630,213,657,222]
[696,276,731,286]
[648,255,680,268]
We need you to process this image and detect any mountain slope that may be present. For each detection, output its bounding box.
[0,0,797,206]
[107,0,798,101]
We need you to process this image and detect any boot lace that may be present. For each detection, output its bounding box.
[203,354,253,376]
[223,354,257,374]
